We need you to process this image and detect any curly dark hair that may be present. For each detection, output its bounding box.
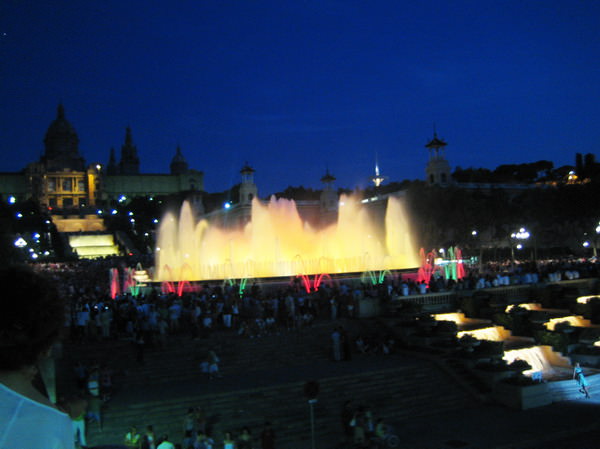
[0,265,65,370]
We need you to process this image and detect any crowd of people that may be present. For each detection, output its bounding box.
[1,254,598,448]
[118,408,276,449]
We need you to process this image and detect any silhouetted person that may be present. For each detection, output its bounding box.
[0,265,74,448]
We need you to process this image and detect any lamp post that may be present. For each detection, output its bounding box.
[510,227,530,269]
[584,222,600,258]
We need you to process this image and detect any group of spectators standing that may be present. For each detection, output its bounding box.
[121,409,276,449]
[11,254,597,449]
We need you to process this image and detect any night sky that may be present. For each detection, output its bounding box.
[1,1,599,195]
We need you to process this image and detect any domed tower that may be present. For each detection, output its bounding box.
[320,169,338,212]
[119,126,140,175]
[42,104,85,170]
[239,163,257,206]
[425,131,452,186]
[170,145,189,175]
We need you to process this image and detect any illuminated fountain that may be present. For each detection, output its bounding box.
[544,315,593,331]
[503,346,571,378]
[434,313,514,342]
[577,295,600,304]
[505,303,542,313]
[155,194,419,281]
[433,310,574,379]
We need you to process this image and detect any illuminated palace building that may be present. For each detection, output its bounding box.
[0,105,202,228]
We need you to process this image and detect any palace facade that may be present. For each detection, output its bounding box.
[0,104,203,209]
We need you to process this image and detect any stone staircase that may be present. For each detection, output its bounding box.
[85,360,475,448]
[59,321,351,390]
[57,320,478,448]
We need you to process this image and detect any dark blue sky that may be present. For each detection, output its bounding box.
[1,1,599,195]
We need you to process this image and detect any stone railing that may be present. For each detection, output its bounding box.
[382,278,600,316]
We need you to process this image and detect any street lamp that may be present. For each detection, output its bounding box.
[510,227,530,267]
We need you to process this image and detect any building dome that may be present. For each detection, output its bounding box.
[42,104,85,170]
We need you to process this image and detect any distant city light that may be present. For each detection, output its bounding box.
[128,211,134,216]
[97,210,103,215]
[31,253,38,259]
[516,243,523,250]
[118,195,127,203]
[153,218,159,224]
[45,220,51,224]
[8,196,16,204]
[14,237,27,248]
[16,212,22,218]
[111,209,118,215]
[471,230,478,236]
[512,228,530,240]
[33,233,40,240]
[43,251,50,256]
[583,241,591,248]
[96,164,101,171]
[130,218,135,223]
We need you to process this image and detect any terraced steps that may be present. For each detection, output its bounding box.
[86,358,475,448]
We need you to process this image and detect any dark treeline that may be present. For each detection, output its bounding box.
[404,179,600,257]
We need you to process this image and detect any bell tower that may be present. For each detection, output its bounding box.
[239,163,257,206]
[425,130,452,186]
[119,126,140,175]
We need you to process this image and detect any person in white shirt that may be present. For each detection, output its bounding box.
[156,434,176,449]
[0,266,74,449]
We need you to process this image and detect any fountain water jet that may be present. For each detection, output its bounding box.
[156,194,419,281]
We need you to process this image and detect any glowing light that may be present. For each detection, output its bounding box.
[153,218,159,224]
[111,209,118,215]
[471,230,477,236]
[118,195,127,203]
[130,218,135,223]
[503,346,572,379]
[516,243,523,250]
[583,241,590,248]
[16,212,22,218]
[544,315,591,331]
[224,202,232,209]
[512,228,530,240]
[31,253,38,259]
[128,211,134,216]
[33,233,40,240]
[14,237,27,248]
[457,326,511,341]
[8,196,16,204]
[433,313,468,324]
[45,220,51,224]
[97,210,103,215]
[43,251,50,256]
[505,303,541,312]
[577,295,600,304]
